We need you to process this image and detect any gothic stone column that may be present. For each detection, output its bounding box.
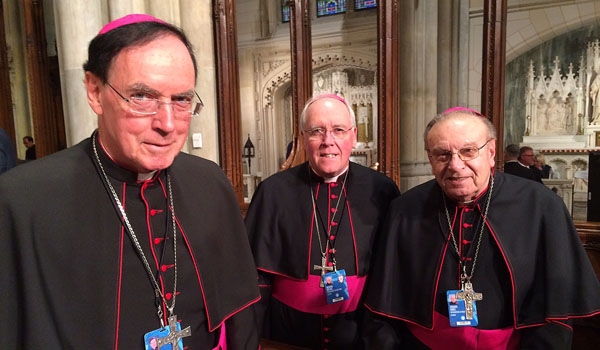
[54,0,103,145]
[398,0,440,190]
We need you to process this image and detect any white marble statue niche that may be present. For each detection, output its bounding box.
[525,40,600,149]
[525,58,585,140]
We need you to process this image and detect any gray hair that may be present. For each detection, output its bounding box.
[300,94,356,129]
[423,107,497,148]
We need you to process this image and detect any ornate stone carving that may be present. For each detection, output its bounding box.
[525,41,600,150]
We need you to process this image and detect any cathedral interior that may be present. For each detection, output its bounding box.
[4,1,600,212]
[2,3,600,199]
[1,1,600,346]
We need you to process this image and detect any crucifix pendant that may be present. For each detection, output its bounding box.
[314,255,334,287]
[456,281,483,320]
[145,315,191,350]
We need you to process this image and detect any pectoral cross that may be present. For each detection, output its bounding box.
[156,315,192,350]
[314,255,334,287]
[456,281,483,320]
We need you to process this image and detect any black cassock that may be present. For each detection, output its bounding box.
[246,162,400,349]
[364,171,600,349]
[503,160,542,183]
[0,134,260,349]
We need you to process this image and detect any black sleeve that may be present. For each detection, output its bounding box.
[225,303,260,350]
[518,320,572,350]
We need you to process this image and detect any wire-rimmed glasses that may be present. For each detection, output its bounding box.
[303,127,354,140]
[105,82,204,119]
[427,139,493,163]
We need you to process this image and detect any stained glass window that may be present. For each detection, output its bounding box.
[317,0,347,18]
[282,0,290,23]
[354,0,377,10]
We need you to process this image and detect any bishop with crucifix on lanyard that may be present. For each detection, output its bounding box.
[246,94,400,349]
[364,107,600,349]
[0,14,261,349]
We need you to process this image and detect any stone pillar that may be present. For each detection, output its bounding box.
[398,0,439,190]
[456,0,470,106]
[3,0,26,158]
[437,0,470,110]
[181,0,219,162]
[106,0,146,19]
[53,0,104,145]
[148,0,180,24]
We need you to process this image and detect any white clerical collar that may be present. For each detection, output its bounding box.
[312,165,349,183]
[137,171,157,181]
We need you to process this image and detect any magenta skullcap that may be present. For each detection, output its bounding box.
[98,14,167,35]
[443,106,486,118]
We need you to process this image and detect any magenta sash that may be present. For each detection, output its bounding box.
[272,275,366,314]
[407,311,519,350]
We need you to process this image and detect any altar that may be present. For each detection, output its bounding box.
[534,158,595,222]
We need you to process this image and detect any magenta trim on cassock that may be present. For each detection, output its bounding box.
[99,14,167,35]
[271,275,366,314]
[407,311,519,350]
[212,323,226,350]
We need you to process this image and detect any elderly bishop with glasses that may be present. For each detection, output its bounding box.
[363,107,600,349]
[245,94,400,349]
[0,14,260,349]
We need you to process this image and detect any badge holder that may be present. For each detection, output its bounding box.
[322,269,350,304]
[144,315,191,350]
[446,290,479,327]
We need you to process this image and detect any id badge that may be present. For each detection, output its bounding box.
[323,269,350,304]
[144,325,184,350]
[446,290,479,327]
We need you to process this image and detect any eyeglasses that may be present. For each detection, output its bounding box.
[105,82,204,118]
[303,127,354,140]
[428,139,493,163]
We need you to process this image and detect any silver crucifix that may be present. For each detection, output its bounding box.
[456,281,483,320]
[156,315,192,350]
[314,255,334,287]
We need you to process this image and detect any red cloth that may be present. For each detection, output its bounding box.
[407,311,519,350]
[99,14,166,34]
[272,274,366,314]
